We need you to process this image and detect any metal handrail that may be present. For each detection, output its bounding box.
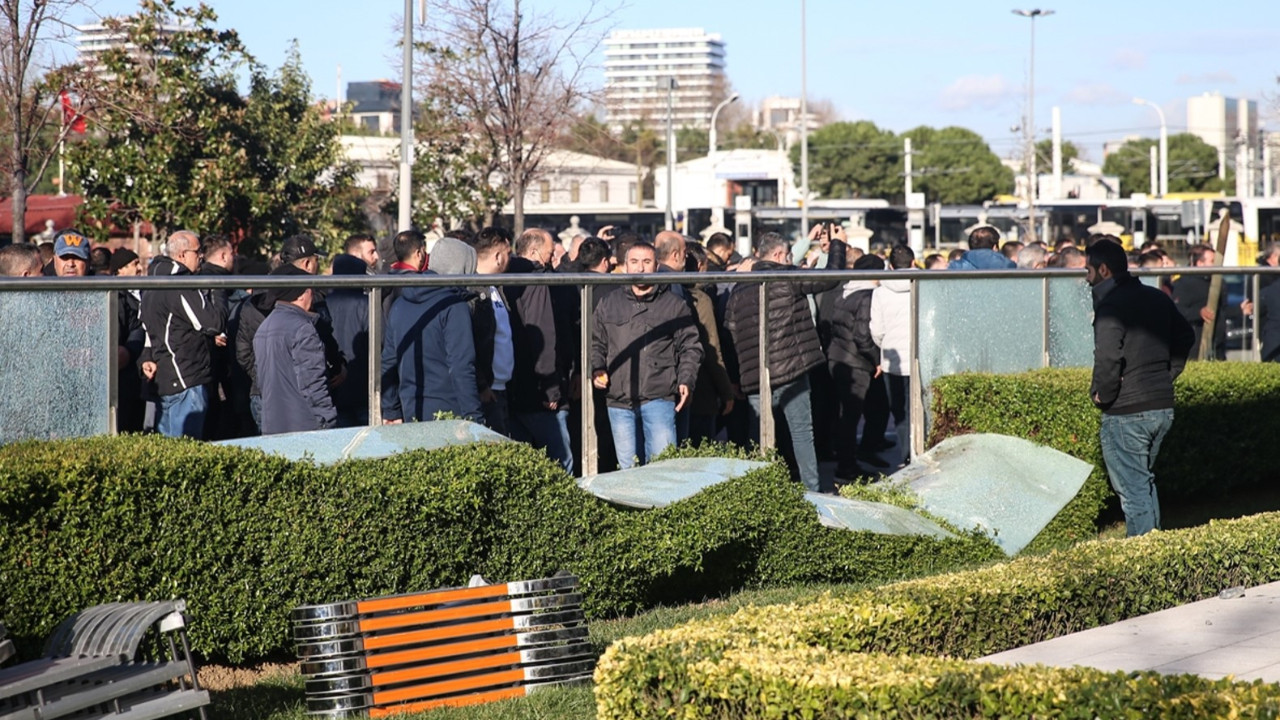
[3,264,1275,475]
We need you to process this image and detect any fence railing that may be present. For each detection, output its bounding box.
[2,266,1276,474]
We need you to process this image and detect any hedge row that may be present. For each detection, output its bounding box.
[930,362,1280,551]
[595,510,1280,718]
[0,435,1000,663]
[597,643,1280,719]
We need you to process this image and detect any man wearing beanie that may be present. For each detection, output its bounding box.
[253,265,337,435]
[110,248,147,432]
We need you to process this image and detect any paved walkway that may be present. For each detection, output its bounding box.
[980,581,1280,682]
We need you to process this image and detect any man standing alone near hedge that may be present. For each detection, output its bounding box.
[1086,237,1195,536]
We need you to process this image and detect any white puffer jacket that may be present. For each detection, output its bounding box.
[869,277,913,375]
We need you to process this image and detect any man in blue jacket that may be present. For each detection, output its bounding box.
[381,264,483,425]
[254,265,337,435]
[949,226,1016,270]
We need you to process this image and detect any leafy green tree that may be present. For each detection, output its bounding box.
[240,44,366,255]
[68,1,253,242]
[406,98,508,231]
[1036,138,1081,172]
[904,125,1013,205]
[1102,133,1232,197]
[792,120,899,200]
[67,1,363,255]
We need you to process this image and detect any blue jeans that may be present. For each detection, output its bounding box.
[1099,408,1174,536]
[511,408,573,475]
[158,384,209,439]
[749,375,822,493]
[607,399,677,469]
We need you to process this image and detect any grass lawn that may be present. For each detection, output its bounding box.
[205,483,1280,720]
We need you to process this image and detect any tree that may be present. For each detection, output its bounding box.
[240,44,367,254]
[67,2,363,254]
[792,120,900,200]
[417,0,610,234]
[1035,138,1081,172]
[1102,133,1231,197]
[1,0,85,243]
[904,125,1013,205]
[406,97,508,231]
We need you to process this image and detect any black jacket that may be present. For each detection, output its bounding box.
[1091,275,1196,415]
[723,243,846,394]
[326,286,370,416]
[140,257,226,396]
[820,281,880,373]
[505,257,568,411]
[1171,274,1228,360]
[1260,278,1280,362]
[591,285,702,409]
[235,291,274,397]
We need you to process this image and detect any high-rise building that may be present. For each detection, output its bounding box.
[1187,92,1258,190]
[75,22,182,74]
[603,28,727,130]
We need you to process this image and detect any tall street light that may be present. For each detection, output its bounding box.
[665,77,678,231]
[1012,8,1053,245]
[708,93,740,155]
[398,0,415,233]
[1134,97,1168,197]
[800,0,809,243]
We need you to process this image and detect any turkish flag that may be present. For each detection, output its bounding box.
[60,91,86,134]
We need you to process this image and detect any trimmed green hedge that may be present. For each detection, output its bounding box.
[930,362,1280,551]
[595,511,1280,718]
[0,435,999,663]
[597,644,1280,719]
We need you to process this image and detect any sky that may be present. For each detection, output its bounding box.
[75,0,1280,162]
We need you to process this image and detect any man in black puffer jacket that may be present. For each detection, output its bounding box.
[1087,237,1194,537]
[725,230,846,493]
[821,253,885,482]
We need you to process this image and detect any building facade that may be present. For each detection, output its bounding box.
[347,81,403,136]
[604,28,727,130]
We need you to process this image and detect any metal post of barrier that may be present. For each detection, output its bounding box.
[909,278,924,460]
[1041,276,1051,367]
[368,287,383,426]
[1253,273,1263,362]
[757,282,774,451]
[107,290,120,435]
[579,284,597,476]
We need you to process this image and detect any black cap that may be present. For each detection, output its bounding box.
[109,248,140,273]
[280,235,326,263]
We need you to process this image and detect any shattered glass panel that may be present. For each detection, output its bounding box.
[217,420,511,464]
[576,458,770,509]
[887,433,1093,556]
[1048,276,1094,367]
[804,493,954,539]
[0,291,110,444]
[917,277,1046,393]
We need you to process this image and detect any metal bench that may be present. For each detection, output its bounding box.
[293,574,593,717]
[0,600,208,720]
[0,622,13,666]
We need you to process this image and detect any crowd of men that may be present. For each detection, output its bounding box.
[0,222,1275,499]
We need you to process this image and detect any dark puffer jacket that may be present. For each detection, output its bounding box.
[822,280,880,373]
[724,243,846,394]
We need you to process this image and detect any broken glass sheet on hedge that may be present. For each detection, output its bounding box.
[217,420,511,464]
[576,457,771,509]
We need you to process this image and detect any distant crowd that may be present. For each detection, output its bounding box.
[1,222,1277,491]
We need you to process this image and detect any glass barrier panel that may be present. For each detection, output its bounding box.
[0,290,110,444]
[1047,276,1094,368]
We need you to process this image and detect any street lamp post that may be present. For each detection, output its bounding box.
[800,0,809,243]
[1133,97,1168,197]
[398,0,414,232]
[1012,8,1053,245]
[708,93,740,155]
[665,77,678,232]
